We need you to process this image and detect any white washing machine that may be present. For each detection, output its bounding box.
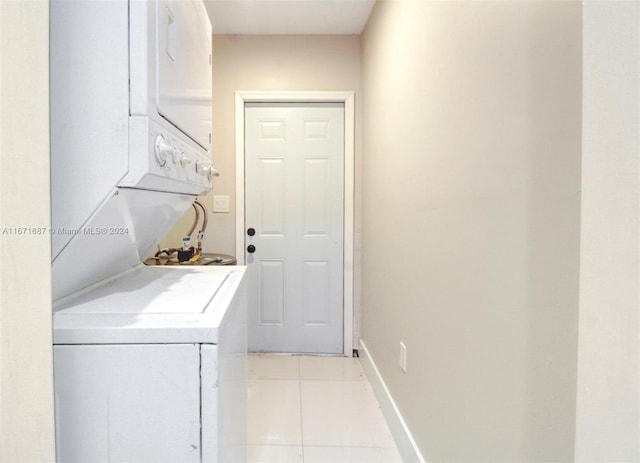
[49,1,246,461]
[53,265,247,462]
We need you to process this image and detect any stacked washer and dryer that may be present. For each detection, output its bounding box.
[50,1,247,462]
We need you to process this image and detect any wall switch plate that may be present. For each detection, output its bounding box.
[213,195,230,213]
[399,342,407,373]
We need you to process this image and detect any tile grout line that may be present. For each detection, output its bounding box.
[247,355,402,461]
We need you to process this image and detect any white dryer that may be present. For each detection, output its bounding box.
[50,0,215,300]
[49,1,246,462]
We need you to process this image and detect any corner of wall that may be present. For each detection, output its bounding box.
[0,1,56,461]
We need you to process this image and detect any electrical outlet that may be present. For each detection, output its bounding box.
[399,342,407,373]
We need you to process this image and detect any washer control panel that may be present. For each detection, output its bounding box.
[120,117,214,196]
[154,134,204,173]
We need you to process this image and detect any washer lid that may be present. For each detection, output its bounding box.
[55,265,228,315]
[53,265,246,345]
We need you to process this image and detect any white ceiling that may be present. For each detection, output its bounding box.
[204,0,376,35]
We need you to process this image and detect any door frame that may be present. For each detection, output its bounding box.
[235,91,355,357]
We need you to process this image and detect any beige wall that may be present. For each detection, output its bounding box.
[575,2,640,460]
[0,1,56,462]
[360,1,582,461]
[162,35,361,255]
[161,34,363,345]
[219,35,362,259]
[164,35,362,254]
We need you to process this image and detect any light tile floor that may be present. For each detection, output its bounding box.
[247,354,403,463]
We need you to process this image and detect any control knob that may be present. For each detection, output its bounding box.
[154,135,174,168]
[171,149,183,165]
[180,155,192,167]
[196,162,220,181]
[195,161,208,176]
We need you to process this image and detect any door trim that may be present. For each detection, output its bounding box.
[235,91,355,357]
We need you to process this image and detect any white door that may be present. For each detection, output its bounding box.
[245,102,344,354]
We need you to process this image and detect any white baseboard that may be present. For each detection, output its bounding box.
[359,339,426,463]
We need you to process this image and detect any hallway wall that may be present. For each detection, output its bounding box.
[160,35,363,347]
[575,2,640,459]
[163,35,362,259]
[0,1,56,461]
[360,1,582,460]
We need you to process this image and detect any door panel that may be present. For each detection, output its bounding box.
[259,260,286,325]
[304,158,330,236]
[245,103,344,353]
[303,260,331,326]
[259,159,286,236]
